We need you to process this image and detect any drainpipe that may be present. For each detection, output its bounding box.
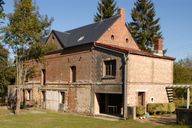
[123,53,128,119]
[94,42,128,119]
[187,87,190,109]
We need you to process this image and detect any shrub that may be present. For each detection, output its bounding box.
[167,102,176,113]
[136,106,145,116]
[147,103,175,115]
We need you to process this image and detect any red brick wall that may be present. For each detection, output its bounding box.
[97,12,140,50]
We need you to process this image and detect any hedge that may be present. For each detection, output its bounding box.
[147,103,175,115]
[136,106,145,116]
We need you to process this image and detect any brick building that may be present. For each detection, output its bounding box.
[9,8,175,118]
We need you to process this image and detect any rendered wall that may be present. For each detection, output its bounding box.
[127,54,173,106]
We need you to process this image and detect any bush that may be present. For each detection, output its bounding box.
[147,103,175,115]
[168,102,176,113]
[136,106,145,116]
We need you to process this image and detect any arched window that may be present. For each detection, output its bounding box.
[126,38,129,43]
[111,35,114,40]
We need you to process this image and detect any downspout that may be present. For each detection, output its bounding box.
[94,42,128,119]
[123,53,128,119]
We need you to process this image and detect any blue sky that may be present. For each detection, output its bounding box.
[4,0,192,60]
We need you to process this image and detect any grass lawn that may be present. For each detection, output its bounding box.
[0,109,189,128]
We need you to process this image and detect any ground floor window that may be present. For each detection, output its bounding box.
[26,90,32,101]
[42,91,46,102]
[60,92,65,104]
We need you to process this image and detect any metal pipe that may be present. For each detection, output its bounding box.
[187,88,190,109]
[123,54,128,119]
[94,42,128,119]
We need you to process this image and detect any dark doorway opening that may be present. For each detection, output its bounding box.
[96,93,123,116]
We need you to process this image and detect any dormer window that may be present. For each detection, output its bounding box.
[111,35,114,40]
[126,38,129,43]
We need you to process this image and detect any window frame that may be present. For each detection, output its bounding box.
[60,92,65,104]
[103,59,116,78]
[70,66,76,83]
[41,69,46,85]
[42,91,46,102]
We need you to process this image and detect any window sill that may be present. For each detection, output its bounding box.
[102,76,116,80]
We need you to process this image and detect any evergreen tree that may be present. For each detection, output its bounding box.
[0,0,4,19]
[94,0,118,22]
[3,0,53,114]
[129,0,162,52]
[0,44,16,99]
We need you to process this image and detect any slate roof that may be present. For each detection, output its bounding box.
[52,15,119,48]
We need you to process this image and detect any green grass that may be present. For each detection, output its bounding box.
[0,110,189,128]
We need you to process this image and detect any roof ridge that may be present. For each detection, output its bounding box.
[50,15,120,48]
[65,15,119,33]
[53,30,71,35]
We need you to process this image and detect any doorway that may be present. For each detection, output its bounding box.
[96,93,123,115]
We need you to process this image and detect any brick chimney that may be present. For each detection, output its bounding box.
[154,38,164,56]
[118,8,126,23]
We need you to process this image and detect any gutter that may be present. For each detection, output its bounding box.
[94,42,128,119]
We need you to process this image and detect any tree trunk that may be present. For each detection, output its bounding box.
[15,52,21,114]
[15,88,20,114]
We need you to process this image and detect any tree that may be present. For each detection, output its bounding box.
[0,0,4,20]
[174,57,192,84]
[129,0,162,52]
[0,44,15,99]
[94,0,118,22]
[3,0,53,114]
[173,57,192,100]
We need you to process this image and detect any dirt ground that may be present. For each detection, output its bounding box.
[136,114,177,125]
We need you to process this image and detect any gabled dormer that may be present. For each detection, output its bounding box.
[46,31,64,50]
[97,8,140,50]
[45,8,140,52]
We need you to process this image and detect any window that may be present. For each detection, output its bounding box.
[150,97,154,103]
[42,69,46,85]
[60,92,65,104]
[26,90,32,101]
[126,38,129,43]
[138,92,145,106]
[70,66,76,82]
[111,35,114,40]
[104,60,116,77]
[42,91,46,102]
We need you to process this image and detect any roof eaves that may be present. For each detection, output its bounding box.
[95,42,175,60]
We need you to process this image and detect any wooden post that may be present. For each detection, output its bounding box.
[187,88,190,109]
